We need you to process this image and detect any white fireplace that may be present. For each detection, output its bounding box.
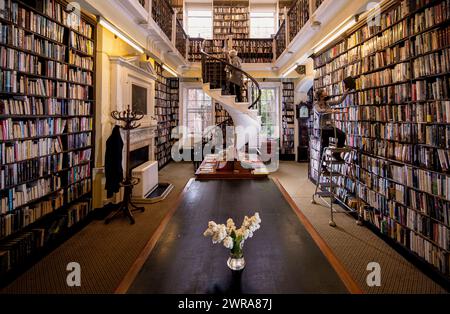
[110,55,158,165]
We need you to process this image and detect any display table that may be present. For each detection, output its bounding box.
[127,179,351,294]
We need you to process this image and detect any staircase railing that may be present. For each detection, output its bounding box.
[200,43,261,110]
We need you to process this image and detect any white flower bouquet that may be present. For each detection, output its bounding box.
[203,213,261,264]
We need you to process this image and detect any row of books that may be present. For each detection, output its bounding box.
[0,23,66,63]
[12,5,65,43]
[0,71,68,97]
[0,46,41,74]
[66,178,90,203]
[0,137,62,164]
[334,101,450,124]
[0,191,62,233]
[68,83,90,99]
[67,148,91,167]
[67,200,91,228]
[213,7,248,14]
[213,21,248,27]
[316,41,411,80]
[67,132,90,150]
[69,51,94,71]
[214,27,249,34]
[67,163,90,185]
[324,76,450,103]
[317,24,450,80]
[413,48,450,77]
[363,206,448,273]
[69,32,94,56]
[68,69,92,85]
[355,62,411,89]
[1,176,61,212]
[361,183,450,252]
[0,228,45,275]
[0,117,67,140]
[0,198,91,275]
[318,0,450,69]
[360,150,450,201]
[281,82,295,156]
[0,154,63,189]
[359,157,450,226]
[0,132,88,159]
[66,117,92,133]
[414,25,450,55]
[342,132,444,167]
[41,0,93,38]
[336,120,450,147]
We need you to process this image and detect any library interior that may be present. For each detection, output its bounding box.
[0,0,450,296]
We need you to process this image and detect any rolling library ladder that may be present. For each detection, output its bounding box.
[311,120,363,227]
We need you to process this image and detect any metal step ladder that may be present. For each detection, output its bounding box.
[311,139,354,227]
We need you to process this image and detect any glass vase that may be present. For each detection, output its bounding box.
[227,241,245,271]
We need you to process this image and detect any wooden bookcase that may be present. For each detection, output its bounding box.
[0,0,95,279]
[189,39,226,62]
[281,81,295,159]
[311,0,450,280]
[232,38,273,63]
[213,1,249,40]
[154,62,179,169]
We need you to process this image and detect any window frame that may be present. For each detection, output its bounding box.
[183,87,214,136]
[249,7,276,38]
[186,7,213,39]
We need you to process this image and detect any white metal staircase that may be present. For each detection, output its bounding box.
[200,49,262,151]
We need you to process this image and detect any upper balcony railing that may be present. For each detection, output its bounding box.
[287,0,310,42]
[274,21,287,60]
[152,0,174,40]
[175,19,188,58]
[140,0,326,64]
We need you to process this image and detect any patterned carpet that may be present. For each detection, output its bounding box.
[1,161,447,293]
[1,162,194,294]
[271,162,447,294]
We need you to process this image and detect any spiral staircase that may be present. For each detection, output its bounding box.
[200,49,262,152]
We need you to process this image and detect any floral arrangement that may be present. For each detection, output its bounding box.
[203,213,261,259]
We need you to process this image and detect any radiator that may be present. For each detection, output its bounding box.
[132,161,158,198]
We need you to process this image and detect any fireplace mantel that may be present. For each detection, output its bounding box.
[110,55,157,129]
[110,55,157,163]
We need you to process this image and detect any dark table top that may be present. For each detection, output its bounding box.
[128,179,348,294]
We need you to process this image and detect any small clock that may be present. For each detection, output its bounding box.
[299,105,309,118]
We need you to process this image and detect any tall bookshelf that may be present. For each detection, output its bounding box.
[169,78,179,152]
[154,62,179,169]
[281,81,295,159]
[213,1,249,40]
[312,0,450,280]
[0,0,95,279]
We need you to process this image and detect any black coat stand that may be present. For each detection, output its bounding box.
[105,106,145,225]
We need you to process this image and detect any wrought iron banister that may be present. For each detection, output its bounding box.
[175,19,187,57]
[202,117,233,144]
[274,21,286,59]
[200,42,261,110]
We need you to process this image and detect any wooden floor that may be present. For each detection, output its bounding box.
[126,179,353,294]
